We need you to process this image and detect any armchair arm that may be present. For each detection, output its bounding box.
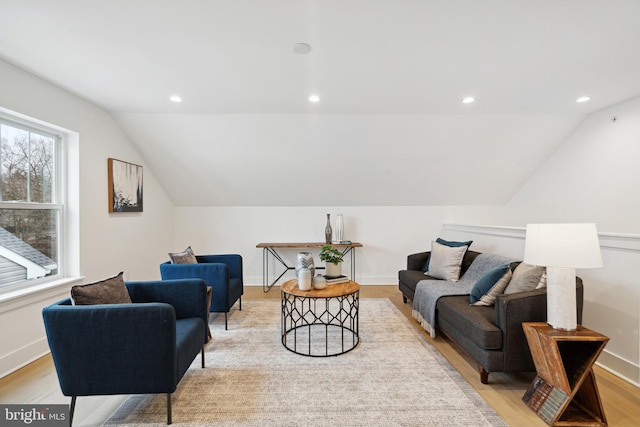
[42,301,178,396]
[407,252,430,271]
[196,254,243,281]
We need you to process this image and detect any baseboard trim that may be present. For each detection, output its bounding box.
[0,337,50,380]
[597,350,640,387]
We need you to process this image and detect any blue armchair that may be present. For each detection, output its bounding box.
[42,279,209,425]
[160,254,243,330]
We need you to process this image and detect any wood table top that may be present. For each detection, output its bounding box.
[256,242,363,248]
[281,279,360,298]
[522,322,609,341]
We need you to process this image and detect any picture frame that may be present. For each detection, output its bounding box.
[108,158,143,212]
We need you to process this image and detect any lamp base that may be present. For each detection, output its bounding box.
[546,266,577,331]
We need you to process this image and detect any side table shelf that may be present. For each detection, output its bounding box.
[522,322,609,426]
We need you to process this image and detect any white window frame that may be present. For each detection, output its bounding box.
[0,113,65,292]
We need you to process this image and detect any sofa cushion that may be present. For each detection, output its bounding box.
[504,263,545,294]
[426,241,468,282]
[470,265,512,306]
[70,272,132,305]
[437,295,503,350]
[423,238,473,271]
[169,246,197,264]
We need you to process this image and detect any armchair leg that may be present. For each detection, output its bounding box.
[69,396,76,427]
[224,312,228,330]
[167,393,172,424]
[239,296,242,311]
[201,346,205,368]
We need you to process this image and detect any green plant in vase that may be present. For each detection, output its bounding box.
[320,245,344,278]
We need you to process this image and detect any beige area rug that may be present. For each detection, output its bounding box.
[104,299,507,426]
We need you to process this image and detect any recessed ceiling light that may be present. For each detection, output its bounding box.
[462,96,475,104]
[308,94,320,103]
[576,96,591,103]
[293,43,312,55]
[169,95,182,103]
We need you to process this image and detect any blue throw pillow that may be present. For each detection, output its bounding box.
[470,264,511,304]
[422,238,473,272]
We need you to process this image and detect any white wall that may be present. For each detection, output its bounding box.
[507,96,640,232]
[173,206,470,285]
[0,59,175,377]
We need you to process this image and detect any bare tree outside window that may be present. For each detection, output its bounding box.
[0,120,59,285]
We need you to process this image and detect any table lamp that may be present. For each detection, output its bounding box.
[523,223,602,331]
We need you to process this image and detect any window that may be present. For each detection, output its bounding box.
[0,117,62,291]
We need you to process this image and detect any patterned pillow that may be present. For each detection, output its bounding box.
[169,246,197,264]
[471,266,512,306]
[504,263,545,294]
[70,272,131,305]
[425,241,468,282]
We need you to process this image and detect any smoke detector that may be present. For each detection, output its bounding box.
[293,43,312,55]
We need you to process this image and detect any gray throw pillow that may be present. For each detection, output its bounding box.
[426,241,468,282]
[169,246,197,264]
[504,263,545,294]
[70,272,131,305]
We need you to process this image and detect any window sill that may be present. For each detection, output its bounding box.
[0,276,84,313]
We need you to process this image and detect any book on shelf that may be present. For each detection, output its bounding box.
[522,375,568,423]
[324,275,349,284]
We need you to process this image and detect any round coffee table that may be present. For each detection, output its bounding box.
[281,279,359,357]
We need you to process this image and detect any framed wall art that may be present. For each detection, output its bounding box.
[108,158,143,212]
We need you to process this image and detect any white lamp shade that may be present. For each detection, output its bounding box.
[524,223,602,269]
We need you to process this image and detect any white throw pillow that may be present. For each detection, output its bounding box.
[504,263,545,294]
[426,241,468,282]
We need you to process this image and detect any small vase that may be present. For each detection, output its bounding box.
[313,274,327,290]
[325,213,332,243]
[296,252,315,278]
[297,267,312,291]
[335,214,344,242]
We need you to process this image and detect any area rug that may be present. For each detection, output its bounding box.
[104,299,507,426]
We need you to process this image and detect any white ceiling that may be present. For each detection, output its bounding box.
[1,1,640,206]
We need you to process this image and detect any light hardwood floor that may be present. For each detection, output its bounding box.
[1,285,638,426]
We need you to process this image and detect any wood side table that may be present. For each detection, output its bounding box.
[522,322,609,426]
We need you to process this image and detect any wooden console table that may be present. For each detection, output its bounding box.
[256,242,363,292]
[522,322,609,426]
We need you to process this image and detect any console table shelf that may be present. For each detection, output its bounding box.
[256,242,363,292]
[522,322,609,426]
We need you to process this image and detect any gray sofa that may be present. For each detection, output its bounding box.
[399,249,584,383]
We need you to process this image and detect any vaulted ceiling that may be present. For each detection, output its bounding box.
[2,1,640,206]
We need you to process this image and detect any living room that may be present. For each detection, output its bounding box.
[1,1,639,426]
